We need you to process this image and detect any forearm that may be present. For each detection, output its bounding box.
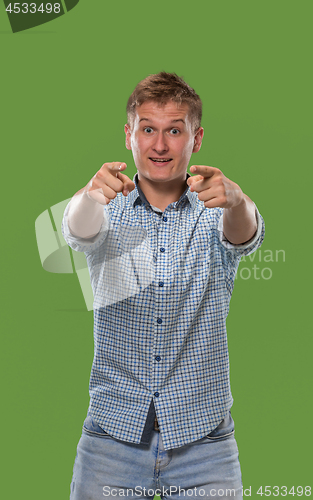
[223,194,257,245]
[68,188,104,239]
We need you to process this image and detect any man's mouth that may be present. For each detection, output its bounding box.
[149,158,173,165]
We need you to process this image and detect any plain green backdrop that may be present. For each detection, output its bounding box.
[1,1,312,498]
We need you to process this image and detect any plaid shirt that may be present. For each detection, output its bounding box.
[62,175,265,450]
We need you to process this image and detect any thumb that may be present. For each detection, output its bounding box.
[117,172,136,196]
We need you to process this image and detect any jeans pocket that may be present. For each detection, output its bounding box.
[206,411,235,441]
[82,415,111,438]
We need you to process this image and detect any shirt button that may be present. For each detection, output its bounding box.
[154,392,160,397]
[159,282,164,287]
[163,217,167,222]
[157,318,162,324]
[155,356,161,362]
[160,247,165,253]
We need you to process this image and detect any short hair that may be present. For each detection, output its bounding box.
[126,72,202,133]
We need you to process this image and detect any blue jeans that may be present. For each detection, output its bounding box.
[70,412,242,500]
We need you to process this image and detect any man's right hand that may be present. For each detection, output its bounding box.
[84,162,135,205]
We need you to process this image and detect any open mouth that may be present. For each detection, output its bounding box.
[149,158,173,165]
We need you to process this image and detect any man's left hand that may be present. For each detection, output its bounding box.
[187,165,258,244]
[187,165,244,209]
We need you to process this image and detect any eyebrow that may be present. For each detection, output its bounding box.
[139,118,185,124]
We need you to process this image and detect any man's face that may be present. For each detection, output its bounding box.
[125,100,203,186]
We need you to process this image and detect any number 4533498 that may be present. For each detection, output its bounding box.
[256,486,311,496]
[5,3,61,14]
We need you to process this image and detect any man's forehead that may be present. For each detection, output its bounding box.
[135,100,190,123]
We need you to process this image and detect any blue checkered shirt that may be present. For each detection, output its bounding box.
[62,175,265,450]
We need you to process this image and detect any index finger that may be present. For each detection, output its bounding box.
[102,162,127,175]
[190,165,218,177]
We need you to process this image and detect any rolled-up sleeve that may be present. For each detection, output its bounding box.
[61,200,110,253]
[217,204,265,256]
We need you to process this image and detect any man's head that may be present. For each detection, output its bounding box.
[124,72,204,194]
[126,72,202,134]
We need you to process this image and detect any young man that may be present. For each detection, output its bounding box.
[62,72,264,500]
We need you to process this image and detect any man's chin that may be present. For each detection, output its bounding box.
[138,168,187,185]
[141,174,183,185]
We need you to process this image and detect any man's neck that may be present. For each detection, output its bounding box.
[137,176,188,212]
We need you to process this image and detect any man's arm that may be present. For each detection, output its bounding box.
[187,165,257,245]
[67,189,105,239]
[222,194,257,244]
[67,162,135,239]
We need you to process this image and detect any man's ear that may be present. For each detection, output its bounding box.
[125,124,132,151]
[192,127,204,153]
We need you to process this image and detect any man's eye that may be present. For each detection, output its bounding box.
[144,127,153,133]
[170,129,179,135]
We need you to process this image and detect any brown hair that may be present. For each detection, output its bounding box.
[126,72,202,133]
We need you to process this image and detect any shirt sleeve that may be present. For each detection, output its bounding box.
[61,199,110,253]
[217,204,265,256]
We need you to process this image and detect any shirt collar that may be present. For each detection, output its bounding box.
[127,173,198,211]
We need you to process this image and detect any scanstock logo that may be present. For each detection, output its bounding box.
[3,1,79,33]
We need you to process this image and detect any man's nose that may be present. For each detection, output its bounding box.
[152,132,169,154]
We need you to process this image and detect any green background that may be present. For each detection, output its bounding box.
[1,1,312,498]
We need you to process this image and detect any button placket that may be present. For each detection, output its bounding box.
[155,209,169,322]
[153,210,169,392]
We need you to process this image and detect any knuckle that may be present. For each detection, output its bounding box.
[101,163,111,171]
[89,177,99,189]
[215,173,223,183]
[103,188,117,200]
[94,169,105,181]
[220,196,227,206]
[214,176,223,187]
[198,191,205,201]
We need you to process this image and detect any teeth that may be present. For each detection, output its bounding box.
[151,158,171,162]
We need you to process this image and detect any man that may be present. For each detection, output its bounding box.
[62,72,264,500]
